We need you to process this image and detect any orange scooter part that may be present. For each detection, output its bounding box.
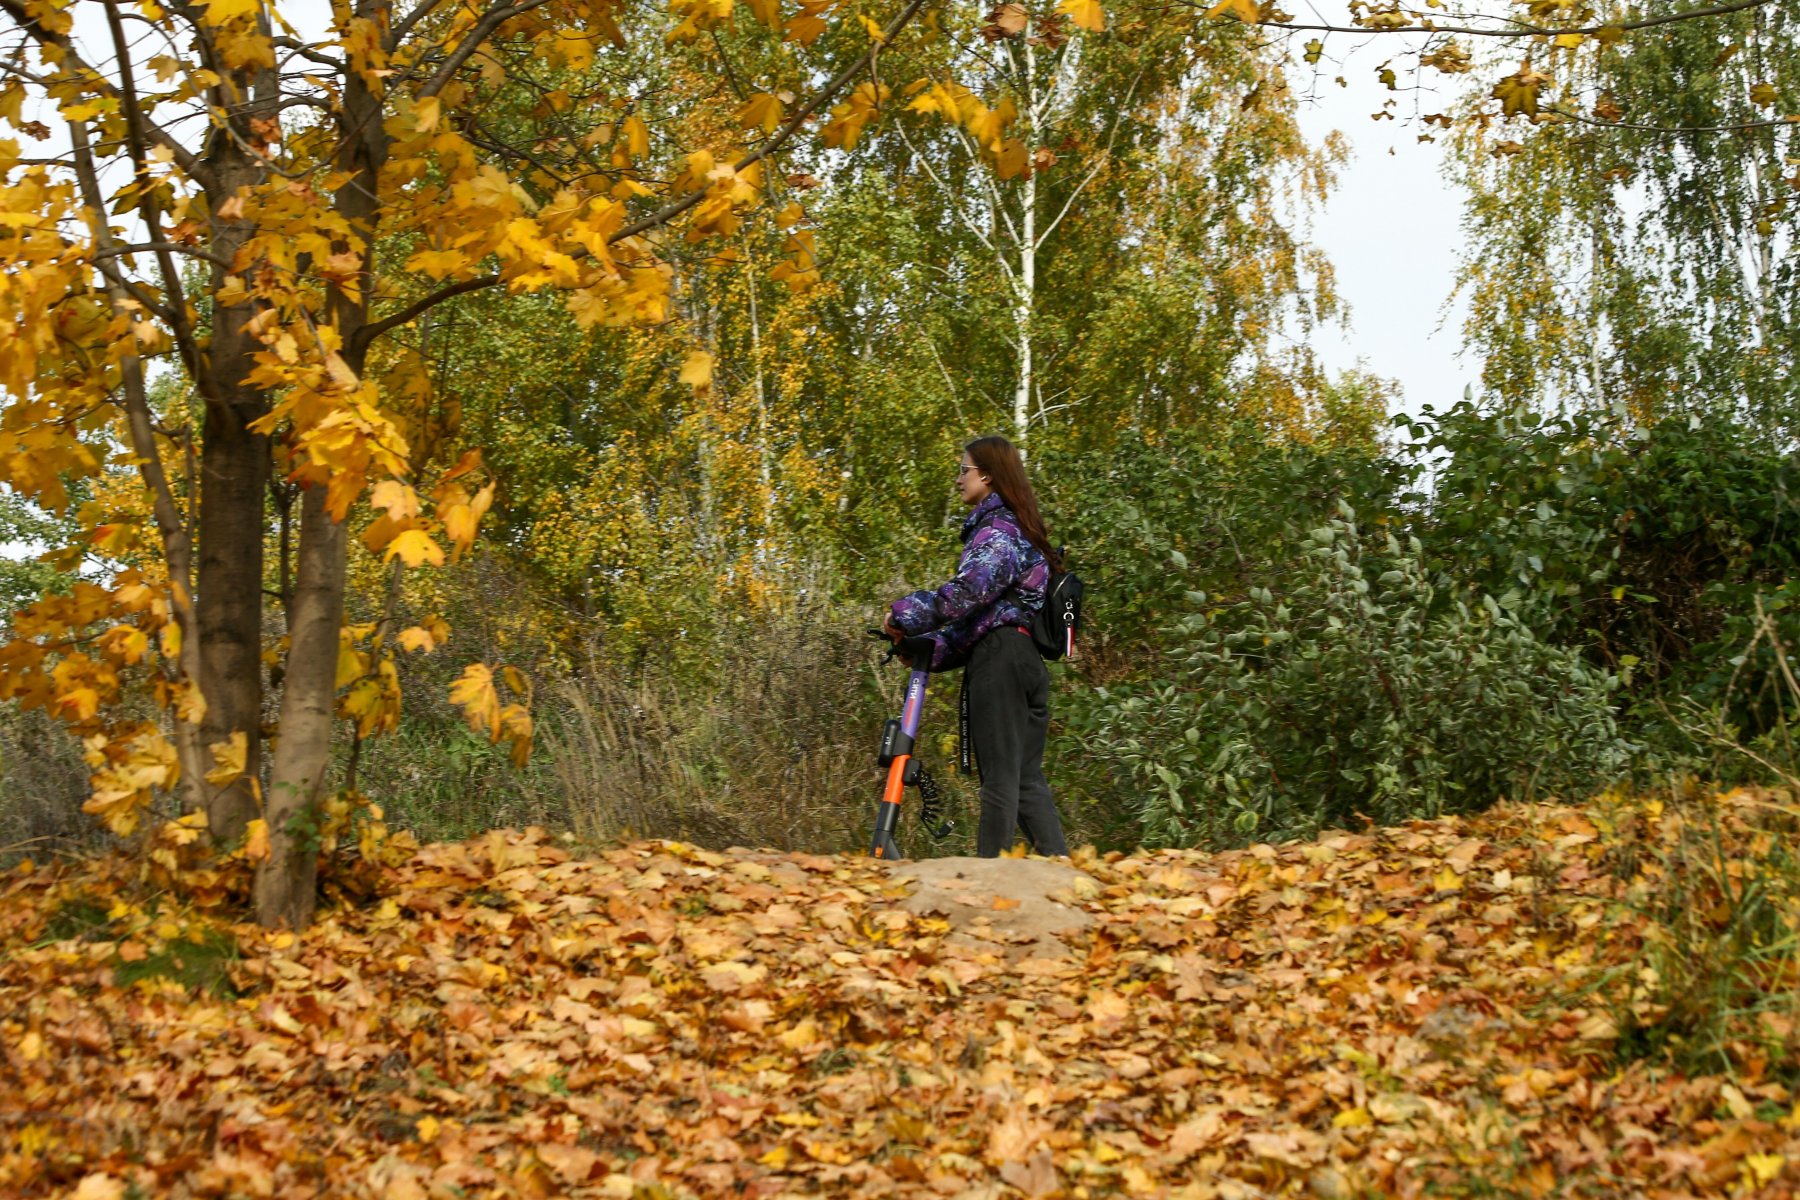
[881,755,910,808]
[871,755,909,859]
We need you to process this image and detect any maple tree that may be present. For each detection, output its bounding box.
[0,0,931,928]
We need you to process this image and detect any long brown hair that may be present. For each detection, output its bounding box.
[966,435,1062,573]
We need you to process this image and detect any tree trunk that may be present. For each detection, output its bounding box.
[1011,36,1040,454]
[194,346,269,844]
[254,0,388,927]
[190,22,279,844]
[254,483,347,929]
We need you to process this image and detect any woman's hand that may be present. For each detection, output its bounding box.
[882,614,903,643]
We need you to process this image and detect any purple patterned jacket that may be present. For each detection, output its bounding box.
[889,493,1048,672]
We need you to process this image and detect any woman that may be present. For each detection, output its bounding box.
[884,435,1069,858]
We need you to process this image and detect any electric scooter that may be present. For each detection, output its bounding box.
[868,631,954,860]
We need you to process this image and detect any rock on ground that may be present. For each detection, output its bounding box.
[890,855,1096,960]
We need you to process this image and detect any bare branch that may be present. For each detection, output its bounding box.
[710,28,749,101]
[1212,0,1776,38]
[894,119,1009,266]
[353,273,500,352]
[1036,68,1144,251]
[0,0,216,188]
[91,241,234,269]
[418,0,560,99]
[102,0,212,391]
[949,120,1023,248]
[272,35,344,69]
[278,94,336,113]
[388,0,452,51]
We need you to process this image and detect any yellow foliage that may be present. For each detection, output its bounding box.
[737,93,784,135]
[384,529,446,568]
[204,731,248,788]
[1057,0,1106,30]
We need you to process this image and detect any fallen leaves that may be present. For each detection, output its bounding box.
[0,795,1797,1196]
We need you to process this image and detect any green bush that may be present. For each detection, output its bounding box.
[1036,425,1408,672]
[1086,504,1629,848]
[1407,402,1800,707]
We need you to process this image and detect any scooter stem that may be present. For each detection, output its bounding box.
[870,661,929,860]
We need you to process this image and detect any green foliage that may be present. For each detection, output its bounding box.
[0,490,73,620]
[42,896,112,943]
[1405,402,1800,733]
[1086,506,1627,848]
[1452,0,1799,433]
[1037,424,1407,670]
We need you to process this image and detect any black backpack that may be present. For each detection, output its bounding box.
[1030,556,1084,661]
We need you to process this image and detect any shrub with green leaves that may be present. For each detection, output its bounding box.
[1035,424,1408,671]
[1087,504,1629,848]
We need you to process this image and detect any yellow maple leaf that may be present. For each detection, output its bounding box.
[786,11,829,43]
[622,114,650,157]
[441,504,478,556]
[397,616,450,654]
[500,703,533,766]
[99,624,150,665]
[1491,63,1551,118]
[1746,1154,1786,1184]
[736,93,784,135]
[450,663,502,737]
[90,523,139,555]
[242,818,271,861]
[679,349,714,390]
[993,137,1029,179]
[384,529,445,568]
[204,731,247,787]
[200,0,260,22]
[405,247,471,280]
[1058,0,1106,31]
[336,637,368,689]
[55,686,101,722]
[369,479,419,519]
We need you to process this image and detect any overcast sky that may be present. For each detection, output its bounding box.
[1293,80,1476,419]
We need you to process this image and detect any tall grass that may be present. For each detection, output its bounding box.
[540,630,884,853]
[349,589,924,854]
[1598,790,1800,1082]
[0,705,100,861]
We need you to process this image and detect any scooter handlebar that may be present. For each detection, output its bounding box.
[866,628,934,670]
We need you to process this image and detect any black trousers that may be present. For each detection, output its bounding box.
[967,626,1068,858]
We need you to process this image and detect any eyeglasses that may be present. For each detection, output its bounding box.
[957,463,978,477]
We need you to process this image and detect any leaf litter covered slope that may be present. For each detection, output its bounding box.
[3,794,1799,1199]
